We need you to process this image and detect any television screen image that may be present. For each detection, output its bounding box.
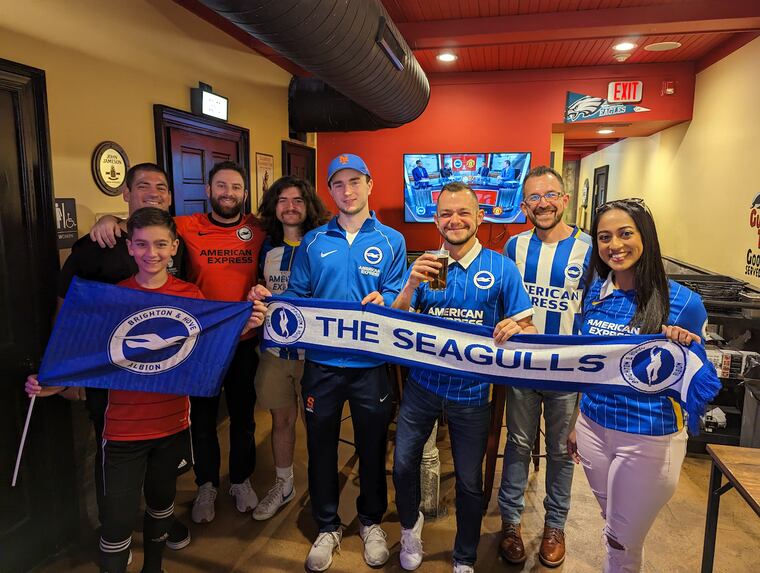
[403,152,531,223]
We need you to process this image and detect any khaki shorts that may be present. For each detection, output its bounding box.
[254,350,305,410]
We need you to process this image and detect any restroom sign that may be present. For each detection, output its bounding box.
[607,81,643,103]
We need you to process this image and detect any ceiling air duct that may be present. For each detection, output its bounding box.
[196,0,430,131]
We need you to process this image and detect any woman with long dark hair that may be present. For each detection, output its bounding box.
[251,176,331,521]
[571,199,709,572]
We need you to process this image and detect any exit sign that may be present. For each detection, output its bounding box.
[608,81,643,103]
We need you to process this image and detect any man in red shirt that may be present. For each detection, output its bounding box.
[90,161,266,523]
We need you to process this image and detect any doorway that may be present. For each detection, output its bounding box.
[282,140,316,185]
[0,58,77,572]
[591,165,610,225]
[154,105,250,216]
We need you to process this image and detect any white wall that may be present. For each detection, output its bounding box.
[578,37,760,287]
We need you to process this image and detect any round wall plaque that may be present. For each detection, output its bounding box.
[92,141,129,196]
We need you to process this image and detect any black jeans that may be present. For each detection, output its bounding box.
[190,336,259,486]
[300,361,394,532]
[99,430,189,573]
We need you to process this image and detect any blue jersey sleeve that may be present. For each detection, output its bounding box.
[500,257,533,319]
[669,283,708,338]
[282,234,312,299]
[379,232,407,307]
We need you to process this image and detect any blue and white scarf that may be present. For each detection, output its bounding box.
[261,297,720,432]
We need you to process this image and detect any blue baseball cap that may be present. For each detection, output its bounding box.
[326,153,371,184]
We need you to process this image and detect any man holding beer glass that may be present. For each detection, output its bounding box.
[391,182,536,573]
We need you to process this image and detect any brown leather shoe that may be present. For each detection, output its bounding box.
[499,522,526,564]
[539,526,566,567]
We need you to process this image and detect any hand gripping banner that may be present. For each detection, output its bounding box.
[261,297,720,432]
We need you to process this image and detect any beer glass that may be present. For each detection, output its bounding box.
[425,249,449,290]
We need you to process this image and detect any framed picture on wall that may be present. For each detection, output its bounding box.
[255,152,274,208]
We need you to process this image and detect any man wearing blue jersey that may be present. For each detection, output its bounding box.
[498,166,592,567]
[251,176,330,521]
[250,154,406,572]
[391,182,536,573]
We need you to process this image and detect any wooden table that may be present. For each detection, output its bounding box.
[701,444,760,572]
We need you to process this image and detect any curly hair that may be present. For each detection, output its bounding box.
[257,176,332,245]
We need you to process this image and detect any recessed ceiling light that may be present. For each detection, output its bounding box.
[644,41,682,52]
[613,53,631,62]
[613,42,637,51]
[597,128,615,134]
[436,52,458,62]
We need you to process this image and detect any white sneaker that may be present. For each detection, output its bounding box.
[359,523,389,566]
[306,530,342,571]
[229,478,258,512]
[252,479,295,521]
[453,561,475,573]
[191,482,217,523]
[400,512,424,570]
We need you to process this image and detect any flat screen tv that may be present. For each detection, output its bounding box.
[403,152,531,223]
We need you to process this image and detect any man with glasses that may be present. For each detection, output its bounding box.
[497,166,592,568]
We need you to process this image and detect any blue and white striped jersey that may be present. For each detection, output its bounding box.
[283,212,407,368]
[580,276,708,435]
[504,227,592,335]
[407,242,533,405]
[260,237,303,360]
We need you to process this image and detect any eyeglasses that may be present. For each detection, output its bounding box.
[524,191,564,204]
[595,197,647,213]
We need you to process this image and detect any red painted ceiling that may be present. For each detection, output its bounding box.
[178,0,760,153]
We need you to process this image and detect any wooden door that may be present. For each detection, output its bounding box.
[169,128,239,215]
[154,105,250,217]
[591,165,609,225]
[282,140,316,185]
[0,59,77,573]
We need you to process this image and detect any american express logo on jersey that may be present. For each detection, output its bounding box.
[426,307,485,324]
[525,284,583,311]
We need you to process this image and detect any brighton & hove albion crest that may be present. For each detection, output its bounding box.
[364,246,383,265]
[265,301,306,345]
[619,340,686,394]
[564,263,583,281]
[237,226,253,241]
[473,271,495,290]
[109,306,201,374]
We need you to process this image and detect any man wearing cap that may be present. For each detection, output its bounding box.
[250,154,406,572]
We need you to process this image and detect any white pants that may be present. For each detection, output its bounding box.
[575,413,687,573]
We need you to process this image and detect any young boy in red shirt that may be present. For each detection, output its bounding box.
[26,207,262,573]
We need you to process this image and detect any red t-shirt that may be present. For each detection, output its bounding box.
[103,275,204,441]
[175,213,265,302]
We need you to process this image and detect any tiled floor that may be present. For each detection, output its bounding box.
[37,406,758,572]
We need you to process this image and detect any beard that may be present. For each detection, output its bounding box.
[440,225,477,246]
[526,205,563,230]
[210,195,244,219]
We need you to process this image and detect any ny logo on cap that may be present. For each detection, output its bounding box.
[339,155,349,164]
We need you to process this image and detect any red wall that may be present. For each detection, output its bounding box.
[316,63,695,252]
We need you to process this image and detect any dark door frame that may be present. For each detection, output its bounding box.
[281,139,316,184]
[591,164,610,219]
[153,105,251,213]
[0,57,76,572]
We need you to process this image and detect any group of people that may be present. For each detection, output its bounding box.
[25,153,708,573]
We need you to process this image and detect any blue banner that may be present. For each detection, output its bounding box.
[38,277,251,397]
[565,91,650,123]
[261,297,720,432]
